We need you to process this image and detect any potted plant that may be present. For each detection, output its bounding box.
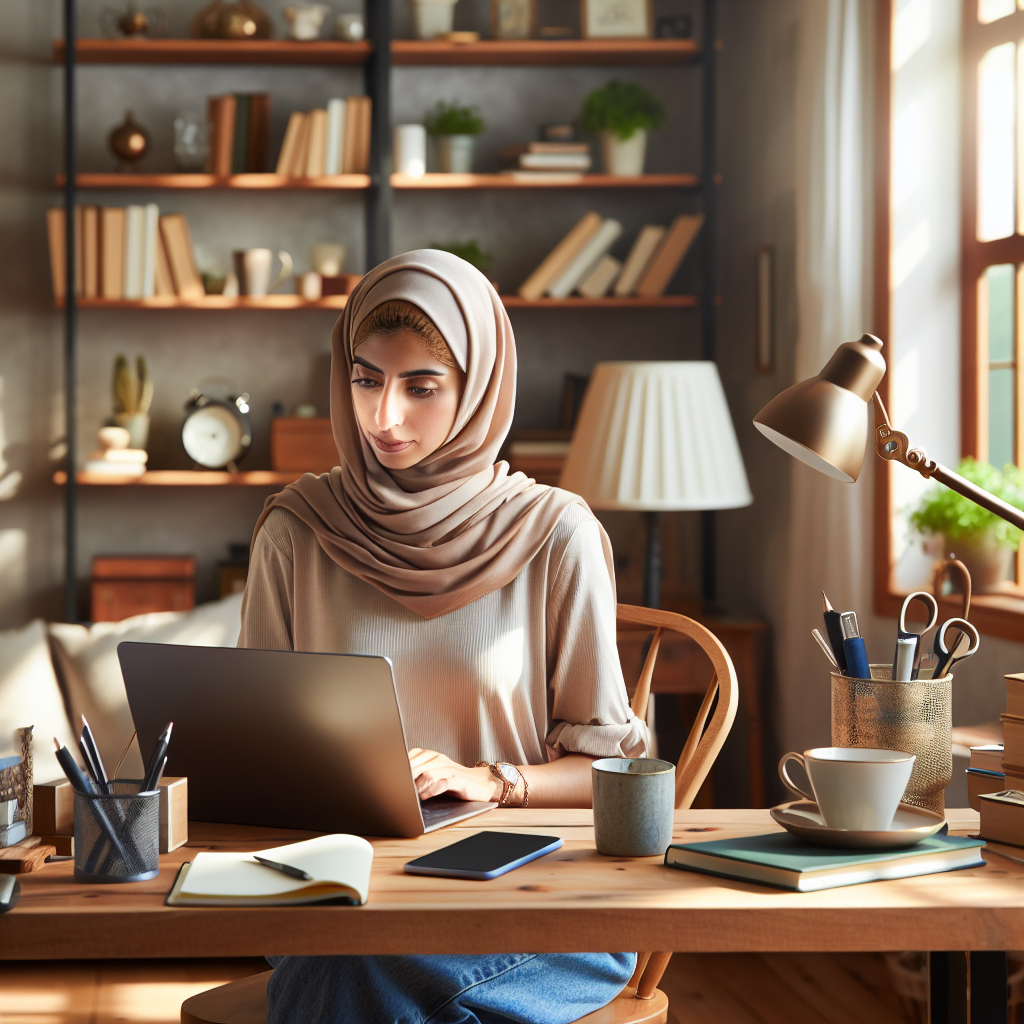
[408,0,461,39]
[908,458,1024,593]
[581,79,666,176]
[112,354,153,450]
[424,101,485,173]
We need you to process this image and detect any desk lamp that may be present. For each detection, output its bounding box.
[752,334,1024,530]
[560,362,752,608]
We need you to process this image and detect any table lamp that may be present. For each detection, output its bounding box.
[752,334,1024,530]
[560,362,753,608]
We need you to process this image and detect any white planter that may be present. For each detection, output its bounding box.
[114,412,149,450]
[599,128,647,176]
[409,0,460,39]
[394,124,427,177]
[435,134,475,173]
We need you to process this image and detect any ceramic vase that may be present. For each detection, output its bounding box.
[114,413,150,450]
[435,135,475,173]
[599,129,647,176]
[409,0,459,39]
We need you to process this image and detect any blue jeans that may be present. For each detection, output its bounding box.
[265,952,636,1024]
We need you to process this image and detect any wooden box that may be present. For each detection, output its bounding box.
[159,776,188,853]
[33,778,74,836]
[271,417,337,474]
[91,555,196,622]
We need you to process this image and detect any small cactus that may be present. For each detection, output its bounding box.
[113,355,152,416]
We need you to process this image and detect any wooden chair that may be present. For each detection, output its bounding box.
[181,604,738,1024]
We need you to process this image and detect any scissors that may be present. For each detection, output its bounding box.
[931,617,980,677]
[896,590,939,675]
[932,557,972,620]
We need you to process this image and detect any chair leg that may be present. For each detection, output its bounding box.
[637,953,673,999]
[628,953,652,991]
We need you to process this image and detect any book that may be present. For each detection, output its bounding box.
[166,834,372,907]
[1002,713,1024,773]
[547,218,623,299]
[46,207,66,301]
[635,214,704,297]
[664,832,986,892]
[100,207,125,299]
[498,142,591,162]
[231,94,251,175]
[289,113,312,178]
[325,98,346,175]
[123,205,145,299]
[81,205,99,298]
[342,96,372,174]
[971,744,1005,773]
[517,211,603,301]
[141,203,160,298]
[207,95,237,177]
[154,231,175,296]
[159,214,204,299]
[246,93,271,173]
[967,767,1006,811]
[276,111,307,176]
[614,225,666,296]
[979,789,1023,848]
[576,254,622,298]
[519,153,591,170]
[1008,673,1024,719]
[305,108,328,178]
[500,171,583,184]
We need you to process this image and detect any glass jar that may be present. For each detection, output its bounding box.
[173,113,208,172]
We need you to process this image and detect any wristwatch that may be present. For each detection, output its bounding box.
[475,761,529,808]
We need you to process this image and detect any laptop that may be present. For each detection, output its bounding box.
[118,643,495,838]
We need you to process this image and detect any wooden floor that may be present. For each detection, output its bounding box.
[0,953,925,1024]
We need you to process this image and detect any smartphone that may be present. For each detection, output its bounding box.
[404,831,563,880]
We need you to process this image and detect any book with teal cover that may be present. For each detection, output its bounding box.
[664,832,986,892]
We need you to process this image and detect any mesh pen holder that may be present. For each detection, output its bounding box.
[831,665,952,816]
[74,780,160,883]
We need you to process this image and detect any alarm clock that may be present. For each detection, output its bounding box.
[182,385,252,469]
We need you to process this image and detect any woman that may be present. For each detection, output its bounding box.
[240,249,648,1024]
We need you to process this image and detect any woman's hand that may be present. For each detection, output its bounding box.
[408,748,502,803]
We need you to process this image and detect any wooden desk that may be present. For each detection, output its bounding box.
[2,809,1020,961]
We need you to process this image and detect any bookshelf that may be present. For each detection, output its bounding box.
[55,1,719,618]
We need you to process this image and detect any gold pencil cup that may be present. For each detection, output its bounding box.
[831,665,952,816]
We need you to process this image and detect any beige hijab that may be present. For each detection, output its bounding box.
[252,249,612,619]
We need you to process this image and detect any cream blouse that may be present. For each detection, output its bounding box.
[239,503,648,767]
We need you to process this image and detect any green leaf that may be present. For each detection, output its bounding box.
[581,80,666,140]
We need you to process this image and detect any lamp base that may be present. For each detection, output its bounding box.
[642,510,662,609]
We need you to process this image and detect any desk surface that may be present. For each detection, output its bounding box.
[2,809,1020,960]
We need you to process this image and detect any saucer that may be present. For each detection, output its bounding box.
[770,800,946,850]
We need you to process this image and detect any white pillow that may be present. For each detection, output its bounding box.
[49,593,243,778]
[0,619,78,785]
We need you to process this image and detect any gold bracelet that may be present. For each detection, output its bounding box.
[475,761,527,807]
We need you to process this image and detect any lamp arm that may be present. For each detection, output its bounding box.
[871,393,1024,531]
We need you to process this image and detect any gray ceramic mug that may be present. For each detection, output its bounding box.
[592,758,675,857]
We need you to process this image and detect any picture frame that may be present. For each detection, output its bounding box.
[491,0,536,39]
[580,0,652,39]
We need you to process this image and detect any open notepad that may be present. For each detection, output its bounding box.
[167,835,373,907]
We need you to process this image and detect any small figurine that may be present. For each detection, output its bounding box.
[109,110,149,172]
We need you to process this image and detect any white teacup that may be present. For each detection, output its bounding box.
[284,4,330,40]
[778,747,915,832]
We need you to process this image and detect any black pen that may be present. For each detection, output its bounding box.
[54,737,96,795]
[80,715,110,794]
[142,722,173,792]
[822,591,848,673]
[254,856,312,881]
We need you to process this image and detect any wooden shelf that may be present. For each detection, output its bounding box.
[392,173,700,189]
[62,173,371,190]
[390,39,700,65]
[53,39,371,64]
[59,295,696,310]
[54,470,302,487]
[54,38,697,66]
[501,295,698,308]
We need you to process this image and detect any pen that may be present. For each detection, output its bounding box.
[254,856,312,881]
[54,737,96,795]
[80,715,110,794]
[893,637,916,682]
[142,722,173,792]
[839,611,871,679]
[811,628,840,670]
[822,592,848,673]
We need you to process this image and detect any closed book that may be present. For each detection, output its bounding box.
[547,218,623,299]
[275,112,307,176]
[498,142,590,161]
[518,212,603,301]
[305,108,328,178]
[970,744,1005,773]
[1001,713,1024,772]
[231,94,251,174]
[500,170,583,184]
[517,153,591,170]
[100,207,126,299]
[325,98,346,175]
[141,203,160,298]
[0,821,27,847]
[342,96,371,174]
[154,231,175,296]
[123,205,146,299]
[159,214,204,299]
[635,214,704,297]
[1008,673,1024,719]
[576,254,621,298]
[73,205,83,296]
[46,207,66,301]
[979,789,1024,847]
[246,93,271,173]
[614,224,666,296]
[664,832,986,892]
[967,767,1005,811]
[358,97,373,173]
[166,835,372,907]
[207,95,237,177]
[81,205,99,298]
[288,113,312,178]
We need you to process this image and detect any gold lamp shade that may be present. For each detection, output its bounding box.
[753,334,886,483]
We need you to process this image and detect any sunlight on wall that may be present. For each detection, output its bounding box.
[891,219,931,288]
[0,529,28,620]
[893,0,931,71]
[0,376,21,502]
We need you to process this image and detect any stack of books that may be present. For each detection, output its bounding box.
[46,206,203,301]
[206,93,271,176]
[274,97,372,178]
[978,672,1024,848]
[517,211,703,301]
[498,142,592,182]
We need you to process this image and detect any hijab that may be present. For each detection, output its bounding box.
[251,249,613,619]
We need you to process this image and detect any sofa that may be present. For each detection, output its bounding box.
[0,593,243,794]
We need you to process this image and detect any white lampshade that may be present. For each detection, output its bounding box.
[560,361,753,511]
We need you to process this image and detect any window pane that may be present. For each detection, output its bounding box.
[989,368,1016,467]
[987,263,1015,361]
[978,42,1016,241]
[979,0,1015,20]
[984,265,1017,467]
[1019,43,1024,235]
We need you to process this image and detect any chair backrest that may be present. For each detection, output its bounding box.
[616,604,739,809]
